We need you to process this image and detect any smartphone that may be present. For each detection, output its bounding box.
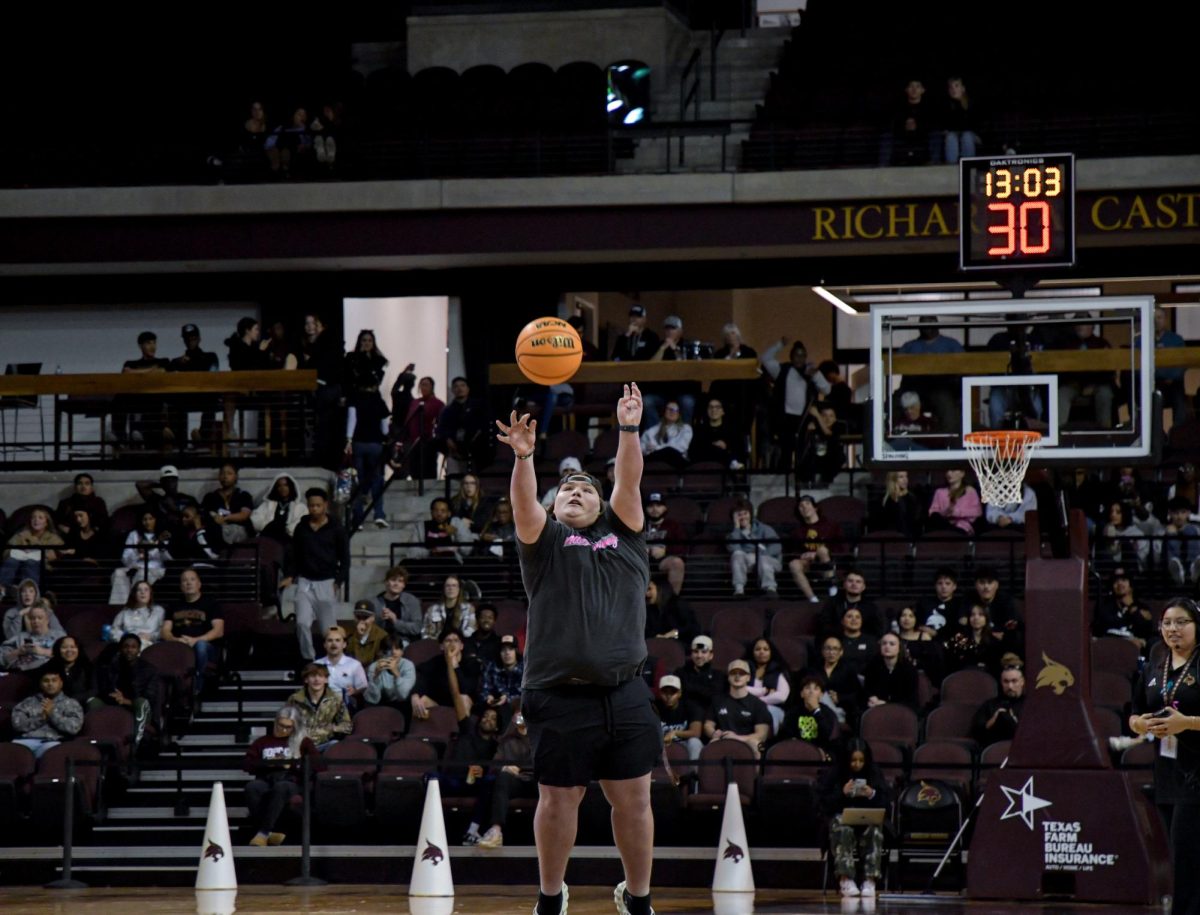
[1150,708,1174,718]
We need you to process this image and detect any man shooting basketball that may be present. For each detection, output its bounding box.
[496,382,658,915]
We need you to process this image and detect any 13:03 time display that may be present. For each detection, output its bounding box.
[959,153,1075,270]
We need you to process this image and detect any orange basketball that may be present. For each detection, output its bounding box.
[515,317,583,385]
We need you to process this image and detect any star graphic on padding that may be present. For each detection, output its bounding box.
[999,776,1052,831]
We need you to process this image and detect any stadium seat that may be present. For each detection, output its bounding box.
[770,606,820,642]
[1091,637,1141,680]
[686,739,757,810]
[940,669,998,706]
[376,739,439,839]
[80,705,136,770]
[0,742,35,827]
[645,638,686,677]
[861,703,920,755]
[922,703,979,752]
[711,607,766,647]
[757,738,826,845]
[404,639,443,667]
[315,739,379,834]
[1092,670,1133,716]
[351,706,409,746]
[32,739,103,835]
[910,740,975,799]
[408,706,460,753]
[756,496,796,528]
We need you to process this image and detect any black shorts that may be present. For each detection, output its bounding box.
[522,678,661,787]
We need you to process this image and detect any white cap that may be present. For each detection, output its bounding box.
[659,674,682,691]
[558,456,583,474]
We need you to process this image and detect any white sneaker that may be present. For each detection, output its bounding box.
[732,587,745,597]
[809,595,820,603]
[860,878,876,897]
[533,883,569,915]
[613,880,654,915]
[477,825,503,848]
[839,876,860,897]
[373,518,390,530]
[729,460,743,470]
[1170,557,1186,585]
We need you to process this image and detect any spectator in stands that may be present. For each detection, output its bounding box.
[820,568,887,640]
[1169,463,1200,520]
[136,465,199,538]
[775,675,837,757]
[983,481,1037,532]
[52,636,96,704]
[55,473,109,535]
[110,580,165,649]
[986,320,1047,428]
[251,474,305,545]
[1057,467,1107,535]
[363,635,416,710]
[539,457,585,510]
[475,711,537,850]
[167,323,221,448]
[265,107,313,178]
[411,629,481,721]
[262,320,297,372]
[762,337,831,474]
[201,463,254,544]
[2,603,58,671]
[109,509,171,605]
[915,567,961,637]
[727,499,782,598]
[745,638,791,733]
[12,667,83,759]
[819,361,856,429]
[59,507,106,567]
[610,303,660,362]
[420,496,468,563]
[703,659,772,760]
[898,317,964,434]
[345,374,391,532]
[926,468,982,535]
[389,368,441,480]
[480,634,524,722]
[300,313,345,470]
[810,636,862,726]
[709,323,760,425]
[280,488,348,663]
[643,493,686,595]
[1092,568,1155,651]
[286,663,351,750]
[448,696,501,848]
[2,579,62,641]
[676,635,721,712]
[643,577,698,646]
[176,504,220,564]
[346,601,388,669]
[869,471,923,539]
[317,625,367,704]
[880,77,937,167]
[112,331,169,445]
[343,328,387,397]
[241,101,268,162]
[451,473,492,536]
[943,605,1004,678]
[1166,496,1200,586]
[818,737,890,899]
[941,76,980,164]
[476,498,517,560]
[1136,306,1189,429]
[789,494,842,603]
[311,103,343,171]
[837,607,877,679]
[970,567,1021,634]
[369,565,423,647]
[1058,313,1116,429]
[655,673,703,761]
[224,317,265,371]
[436,377,494,474]
[795,403,844,486]
[643,315,699,425]
[862,633,919,712]
[1112,465,1167,547]
[972,664,1025,747]
[160,568,224,696]
[689,397,746,470]
[465,604,502,666]
[422,574,477,640]
[1,508,62,590]
[640,400,692,469]
[243,705,318,847]
[93,633,159,749]
[894,606,943,685]
[1101,501,1150,573]
[890,391,937,437]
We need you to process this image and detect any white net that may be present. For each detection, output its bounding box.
[964,432,1042,506]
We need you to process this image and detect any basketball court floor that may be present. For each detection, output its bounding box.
[0,886,1168,914]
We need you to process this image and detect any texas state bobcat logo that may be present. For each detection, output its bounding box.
[421,839,445,866]
[203,838,224,862]
[917,781,943,806]
[1036,652,1075,696]
[723,839,745,863]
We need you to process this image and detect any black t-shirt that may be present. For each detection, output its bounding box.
[349,391,390,445]
[655,697,701,737]
[519,504,648,689]
[1134,652,1200,805]
[446,715,498,776]
[170,348,219,373]
[466,629,503,667]
[169,594,222,639]
[705,692,772,736]
[123,356,170,372]
[200,488,255,534]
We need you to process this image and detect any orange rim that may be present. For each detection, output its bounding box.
[964,430,1043,459]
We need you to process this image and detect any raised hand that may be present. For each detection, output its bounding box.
[495,410,537,456]
[617,383,643,427]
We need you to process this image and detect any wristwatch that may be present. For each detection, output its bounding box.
[618,424,639,433]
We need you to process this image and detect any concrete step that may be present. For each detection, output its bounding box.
[140,768,251,783]
[105,806,250,820]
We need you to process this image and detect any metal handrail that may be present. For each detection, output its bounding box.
[680,48,701,120]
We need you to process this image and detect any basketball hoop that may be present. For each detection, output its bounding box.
[964,430,1042,505]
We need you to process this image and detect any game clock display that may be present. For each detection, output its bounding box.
[959,153,1075,270]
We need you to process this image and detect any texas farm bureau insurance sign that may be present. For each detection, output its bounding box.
[797,188,1200,245]
[1000,776,1121,873]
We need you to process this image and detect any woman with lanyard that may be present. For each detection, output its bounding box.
[1130,597,1200,914]
[496,383,658,915]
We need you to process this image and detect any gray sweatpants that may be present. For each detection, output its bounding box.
[295,577,338,661]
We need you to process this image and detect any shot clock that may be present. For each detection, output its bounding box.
[959,153,1075,270]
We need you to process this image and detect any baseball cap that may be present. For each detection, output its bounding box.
[558,456,583,474]
[159,465,179,479]
[727,659,751,675]
[692,635,713,651]
[659,674,682,691]
[646,492,665,505]
[353,600,374,619]
[181,323,200,338]
[499,634,518,648]
[629,304,646,317]
[663,315,682,329]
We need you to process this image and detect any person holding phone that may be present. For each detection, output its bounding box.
[1130,598,1200,914]
[817,737,891,899]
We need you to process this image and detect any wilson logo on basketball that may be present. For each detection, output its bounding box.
[530,335,577,349]
[421,839,445,866]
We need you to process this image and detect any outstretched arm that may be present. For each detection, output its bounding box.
[496,411,546,544]
[610,383,645,532]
